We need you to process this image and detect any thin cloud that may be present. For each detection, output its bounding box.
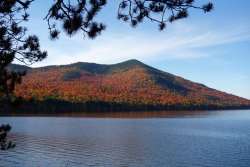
[30,24,250,66]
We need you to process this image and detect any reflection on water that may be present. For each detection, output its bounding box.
[1,110,219,118]
[0,110,250,167]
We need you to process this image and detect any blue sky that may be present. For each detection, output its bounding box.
[15,0,250,99]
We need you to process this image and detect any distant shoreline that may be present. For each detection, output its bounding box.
[1,109,250,118]
[1,98,250,118]
[1,99,250,118]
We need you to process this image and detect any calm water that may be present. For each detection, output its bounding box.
[0,110,250,167]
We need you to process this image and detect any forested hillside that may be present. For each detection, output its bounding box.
[6,59,250,112]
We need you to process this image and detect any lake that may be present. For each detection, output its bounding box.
[0,110,250,167]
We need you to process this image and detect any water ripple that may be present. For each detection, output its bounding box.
[1,111,250,167]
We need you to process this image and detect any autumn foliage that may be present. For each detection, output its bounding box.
[12,60,250,111]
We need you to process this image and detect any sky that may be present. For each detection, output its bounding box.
[14,0,250,99]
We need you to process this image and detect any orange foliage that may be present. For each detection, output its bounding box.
[14,65,250,107]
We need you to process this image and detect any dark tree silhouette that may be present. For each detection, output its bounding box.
[45,0,213,39]
[117,0,213,30]
[45,0,107,39]
[0,0,47,150]
[0,124,15,150]
[0,0,47,101]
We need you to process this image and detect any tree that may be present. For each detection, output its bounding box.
[45,0,213,38]
[0,0,47,101]
[0,124,15,150]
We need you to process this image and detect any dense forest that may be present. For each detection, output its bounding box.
[1,59,249,114]
[2,99,250,115]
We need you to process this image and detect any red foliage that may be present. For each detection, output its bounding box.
[14,65,250,107]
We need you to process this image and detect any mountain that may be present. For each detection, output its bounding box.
[8,59,250,112]
[8,64,31,72]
